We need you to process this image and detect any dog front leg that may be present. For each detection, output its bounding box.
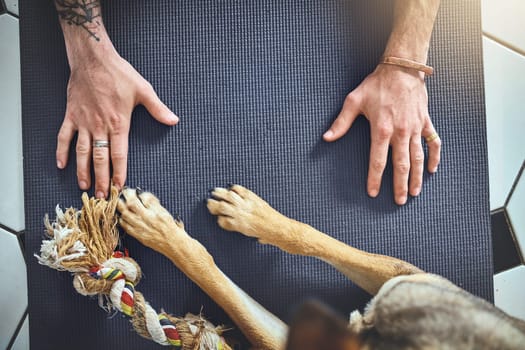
[208,185,423,296]
[118,188,288,350]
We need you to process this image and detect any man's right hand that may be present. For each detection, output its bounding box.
[56,49,179,198]
[54,0,179,199]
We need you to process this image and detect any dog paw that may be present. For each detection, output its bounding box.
[207,185,287,245]
[117,188,185,255]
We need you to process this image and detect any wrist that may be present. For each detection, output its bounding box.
[382,45,429,65]
[373,63,425,82]
[64,36,118,70]
[379,56,433,77]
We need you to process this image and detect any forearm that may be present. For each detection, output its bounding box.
[54,0,117,69]
[383,0,441,63]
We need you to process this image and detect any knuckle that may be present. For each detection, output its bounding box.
[344,93,357,104]
[412,152,425,165]
[140,81,155,95]
[395,186,408,196]
[432,138,442,148]
[395,161,410,174]
[92,149,107,164]
[76,142,90,155]
[57,130,71,144]
[395,125,410,138]
[112,174,125,187]
[76,169,89,181]
[109,114,122,131]
[376,124,393,140]
[370,159,385,173]
[111,149,127,162]
[142,81,154,91]
[93,117,105,134]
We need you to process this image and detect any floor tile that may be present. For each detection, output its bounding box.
[11,315,29,350]
[507,166,525,257]
[0,228,27,350]
[494,265,525,320]
[483,36,525,210]
[0,13,24,232]
[491,209,522,273]
[4,0,18,16]
[482,0,525,53]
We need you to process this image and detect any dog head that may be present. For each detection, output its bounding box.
[286,300,362,350]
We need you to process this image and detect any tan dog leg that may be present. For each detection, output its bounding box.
[117,188,288,350]
[207,185,423,296]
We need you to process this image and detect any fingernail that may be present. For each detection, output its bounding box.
[79,181,88,189]
[397,195,407,205]
[323,130,333,139]
[369,189,378,197]
[431,167,438,173]
[170,113,179,123]
[96,191,105,199]
[57,160,63,169]
[413,187,421,196]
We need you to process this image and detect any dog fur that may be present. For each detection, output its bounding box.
[117,185,525,350]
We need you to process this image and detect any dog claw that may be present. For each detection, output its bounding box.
[136,187,143,195]
[175,214,182,222]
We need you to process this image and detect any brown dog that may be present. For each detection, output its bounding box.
[117,185,525,350]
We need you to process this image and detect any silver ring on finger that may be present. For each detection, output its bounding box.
[93,140,110,148]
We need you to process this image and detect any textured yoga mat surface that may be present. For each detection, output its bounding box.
[21,1,490,348]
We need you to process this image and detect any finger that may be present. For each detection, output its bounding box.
[422,119,441,173]
[92,135,111,198]
[56,117,76,169]
[110,133,128,189]
[76,130,92,190]
[323,93,361,142]
[367,124,391,197]
[392,137,410,205]
[139,83,179,126]
[409,135,424,197]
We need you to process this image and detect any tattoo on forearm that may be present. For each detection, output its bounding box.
[55,0,102,41]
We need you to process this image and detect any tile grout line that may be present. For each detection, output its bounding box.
[1,0,19,18]
[503,209,525,265]
[504,159,525,208]
[17,231,27,264]
[490,207,505,215]
[6,307,28,350]
[483,32,525,58]
[0,222,21,235]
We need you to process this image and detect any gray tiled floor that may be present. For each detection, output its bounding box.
[1,1,525,348]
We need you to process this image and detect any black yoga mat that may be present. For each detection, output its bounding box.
[21,1,491,348]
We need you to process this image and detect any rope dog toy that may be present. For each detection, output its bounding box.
[35,187,230,350]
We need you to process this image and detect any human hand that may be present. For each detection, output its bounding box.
[323,64,441,205]
[56,50,179,198]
